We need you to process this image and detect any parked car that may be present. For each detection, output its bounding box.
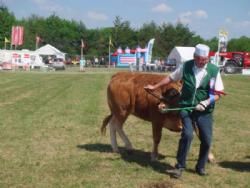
[51,58,66,70]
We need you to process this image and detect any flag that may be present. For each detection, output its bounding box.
[109,36,113,47]
[11,26,24,46]
[145,38,155,64]
[5,37,10,43]
[81,39,85,48]
[36,36,41,44]
[35,35,42,49]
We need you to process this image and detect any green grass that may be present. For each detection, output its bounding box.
[0,70,249,188]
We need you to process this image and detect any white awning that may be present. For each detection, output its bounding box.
[167,46,195,66]
[35,44,66,60]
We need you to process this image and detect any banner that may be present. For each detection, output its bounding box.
[11,26,24,46]
[145,38,155,64]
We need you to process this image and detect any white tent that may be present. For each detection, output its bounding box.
[35,44,66,60]
[167,46,195,67]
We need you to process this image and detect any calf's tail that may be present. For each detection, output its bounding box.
[101,114,113,135]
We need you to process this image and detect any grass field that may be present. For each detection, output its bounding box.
[0,69,249,188]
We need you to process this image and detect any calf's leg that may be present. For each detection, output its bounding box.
[151,123,163,161]
[113,115,133,150]
[115,123,133,151]
[109,115,133,152]
[109,116,119,153]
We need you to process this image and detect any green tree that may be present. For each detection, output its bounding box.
[205,37,218,52]
[189,35,205,47]
[17,15,46,50]
[112,16,136,49]
[0,5,16,48]
[227,36,250,51]
[138,21,159,55]
[156,23,195,58]
[2,3,250,60]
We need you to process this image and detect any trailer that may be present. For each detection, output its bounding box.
[0,49,45,70]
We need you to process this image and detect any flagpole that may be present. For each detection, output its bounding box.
[81,46,83,59]
[81,39,84,59]
[109,43,111,68]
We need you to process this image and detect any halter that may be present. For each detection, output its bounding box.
[144,88,180,104]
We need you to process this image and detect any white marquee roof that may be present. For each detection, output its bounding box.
[35,44,66,60]
[167,46,195,66]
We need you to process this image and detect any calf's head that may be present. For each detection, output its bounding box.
[158,81,181,111]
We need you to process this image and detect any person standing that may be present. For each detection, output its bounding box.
[144,44,224,178]
[80,58,85,72]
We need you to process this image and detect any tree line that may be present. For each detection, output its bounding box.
[1,5,250,60]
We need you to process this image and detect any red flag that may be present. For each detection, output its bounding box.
[11,26,24,46]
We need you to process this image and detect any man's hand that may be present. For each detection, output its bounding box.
[195,99,210,111]
[144,84,155,90]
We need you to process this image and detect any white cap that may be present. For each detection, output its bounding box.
[194,44,210,57]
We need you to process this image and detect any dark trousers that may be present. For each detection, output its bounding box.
[176,110,213,170]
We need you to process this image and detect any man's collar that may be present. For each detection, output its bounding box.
[193,62,208,71]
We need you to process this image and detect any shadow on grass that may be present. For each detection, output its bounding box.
[218,161,250,172]
[77,143,113,153]
[77,143,175,174]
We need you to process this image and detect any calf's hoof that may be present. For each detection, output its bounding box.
[151,153,158,162]
[112,148,120,153]
[208,153,215,163]
[126,149,133,155]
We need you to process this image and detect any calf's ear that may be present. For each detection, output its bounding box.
[167,88,180,97]
[177,80,183,88]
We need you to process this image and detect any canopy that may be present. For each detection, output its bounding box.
[35,44,66,60]
[167,46,195,67]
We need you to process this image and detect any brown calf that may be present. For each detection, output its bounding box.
[101,72,182,161]
[101,72,215,162]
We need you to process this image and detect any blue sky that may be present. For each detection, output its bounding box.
[2,0,250,39]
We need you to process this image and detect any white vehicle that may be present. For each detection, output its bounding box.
[50,58,66,70]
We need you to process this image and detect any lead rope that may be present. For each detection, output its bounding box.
[159,106,196,113]
[145,88,194,113]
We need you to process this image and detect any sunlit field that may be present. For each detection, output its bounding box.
[0,69,249,188]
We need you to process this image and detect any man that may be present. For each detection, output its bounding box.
[145,44,224,178]
[80,58,85,72]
